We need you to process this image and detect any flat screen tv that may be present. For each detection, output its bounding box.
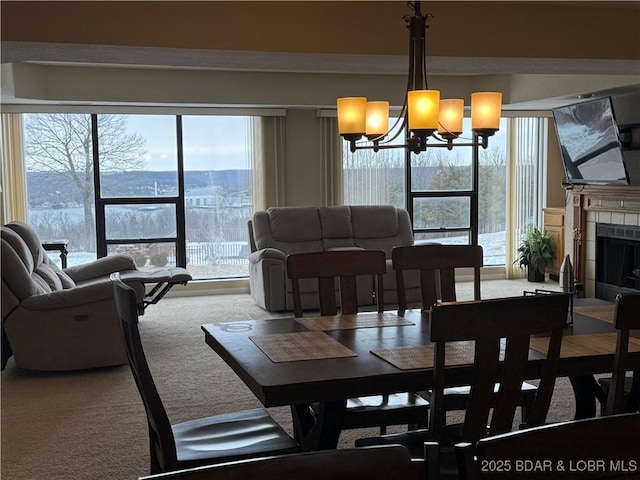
[552,96,629,186]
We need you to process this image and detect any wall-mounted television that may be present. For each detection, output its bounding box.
[552,96,630,186]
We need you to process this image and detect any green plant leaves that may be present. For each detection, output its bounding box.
[514,226,555,273]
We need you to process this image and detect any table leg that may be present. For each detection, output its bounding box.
[291,403,315,447]
[60,247,68,269]
[568,375,606,419]
[291,400,346,451]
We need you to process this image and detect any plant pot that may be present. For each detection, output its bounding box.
[527,267,545,282]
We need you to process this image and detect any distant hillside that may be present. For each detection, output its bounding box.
[27,170,250,207]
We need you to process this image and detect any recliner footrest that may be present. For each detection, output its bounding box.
[119,268,192,315]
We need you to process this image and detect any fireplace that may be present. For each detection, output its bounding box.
[595,223,640,301]
[570,186,640,299]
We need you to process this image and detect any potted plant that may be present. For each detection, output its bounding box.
[514,226,555,282]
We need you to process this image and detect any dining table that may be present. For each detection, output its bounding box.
[201,300,640,451]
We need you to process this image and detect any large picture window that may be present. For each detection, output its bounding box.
[23,113,257,280]
[343,118,509,266]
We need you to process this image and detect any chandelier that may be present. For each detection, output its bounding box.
[337,1,502,154]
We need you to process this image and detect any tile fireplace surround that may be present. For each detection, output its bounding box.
[570,186,640,298]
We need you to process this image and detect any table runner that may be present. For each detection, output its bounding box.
[371,341,477,370]
[529,332,640,357]
[249,331,357,363]
[573,304,615,324]
[295,312,414,331]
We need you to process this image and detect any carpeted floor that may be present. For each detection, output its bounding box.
[1,279,579,480]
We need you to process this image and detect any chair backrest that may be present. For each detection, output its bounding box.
[429,292,569,444]
[111,273,177,472]
[392,244,483,310]
[456,412,640,479]
[286,250,386,317]
[137,445,424,480]
[606,292,640,415]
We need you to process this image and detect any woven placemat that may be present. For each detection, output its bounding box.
[573,304,615,324]
[249,331,357,363]
[296,312,414,331]
[371,341,477,370]
[530,333,640,358]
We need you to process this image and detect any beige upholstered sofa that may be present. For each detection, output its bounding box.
[1,221,190,371]
[248,205,421,311]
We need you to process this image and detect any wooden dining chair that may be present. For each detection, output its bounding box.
[287,249,386,317]
[393,244,483,311]
[456,412,640,479]
[599,292,640,416]
[110,273,299,475]
[356,293,570,479]
[392,244,537,425]
[286,250,429,436]
[137,445,425,480]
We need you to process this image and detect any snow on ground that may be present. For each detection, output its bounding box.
[48,231,508,276]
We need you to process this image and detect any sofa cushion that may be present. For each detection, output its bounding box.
[269,207,321,242]
[319,206,356,250]
[351,206,414,256]
[1,227,49,298]
[351,205,400,239]
[34,264,64,291]
[56,269,76,289]
[5,221,48,267]
[252,208,324,254]
[1,227,34,270]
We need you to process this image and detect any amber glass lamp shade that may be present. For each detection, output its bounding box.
[365,101,389,138]
[337,97,367,135]
[408,90,440,132]
[438,99,464,137]
[471,92,502,132]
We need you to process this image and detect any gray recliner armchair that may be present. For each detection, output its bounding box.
[1,221,191,371]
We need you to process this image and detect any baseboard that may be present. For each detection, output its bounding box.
[155,278,251,297]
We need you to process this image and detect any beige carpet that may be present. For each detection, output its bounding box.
[1,279,579,480]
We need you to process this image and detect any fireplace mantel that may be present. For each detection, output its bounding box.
[571,185,640,297]
[576,185,640,214]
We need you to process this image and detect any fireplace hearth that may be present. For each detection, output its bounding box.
[595,223,640,301]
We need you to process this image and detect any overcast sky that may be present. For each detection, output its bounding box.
[123,114,508,172]
[124,115,251,171]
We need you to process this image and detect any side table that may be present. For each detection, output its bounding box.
[42,240,69,268]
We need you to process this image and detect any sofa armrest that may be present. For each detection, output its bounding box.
[248,248,287,264]
[64,254,137,283]
[21,281,115,310]
[248,248,287,311]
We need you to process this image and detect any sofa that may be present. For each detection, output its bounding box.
[247,205,421,312]
[1,221,190,371]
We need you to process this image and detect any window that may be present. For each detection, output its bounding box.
[343,118,508,266]
[182,116,253,279]
[24,113,98,265]
[23,113,257,280]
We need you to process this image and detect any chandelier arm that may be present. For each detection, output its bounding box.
[430,132,449,143]
[353,102,407,147]
[377,104,408,145]
[351,139,487,152]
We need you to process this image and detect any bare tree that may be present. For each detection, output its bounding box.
[24,114,146,249]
